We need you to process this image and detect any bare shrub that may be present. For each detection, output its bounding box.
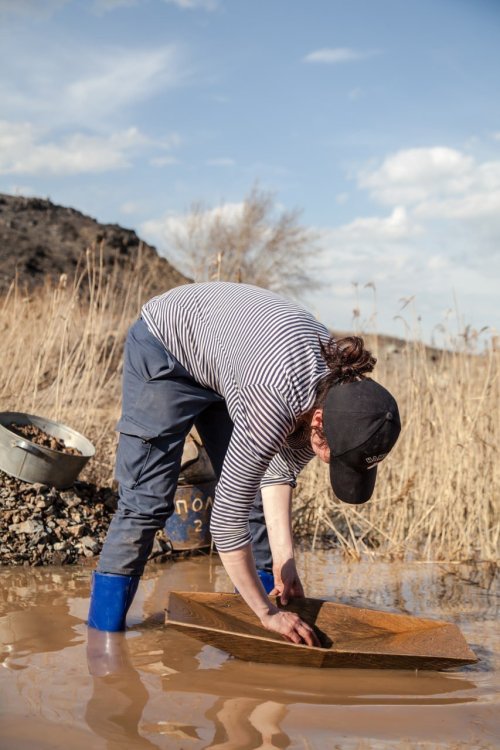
[166,186,320,299]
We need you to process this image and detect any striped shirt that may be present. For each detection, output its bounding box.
[142,282,330,552]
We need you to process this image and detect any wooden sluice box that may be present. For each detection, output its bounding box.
[165,592,477,671]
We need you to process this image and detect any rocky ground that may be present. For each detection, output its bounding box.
[0,471,117,566]
[0,471,174,566]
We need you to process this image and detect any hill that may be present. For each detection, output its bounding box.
[0,193,187,294]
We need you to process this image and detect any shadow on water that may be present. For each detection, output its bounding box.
[463,644,496,672]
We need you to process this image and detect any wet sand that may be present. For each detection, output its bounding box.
[0,552,498,749]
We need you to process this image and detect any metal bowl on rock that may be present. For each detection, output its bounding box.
[0,411,95,489]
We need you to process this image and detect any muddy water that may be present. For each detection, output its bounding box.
[0,552,498,750]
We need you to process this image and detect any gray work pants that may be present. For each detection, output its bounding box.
[97,319,272,576]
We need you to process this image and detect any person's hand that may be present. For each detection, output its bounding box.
[270,558,304,605]
[260,607,320,647]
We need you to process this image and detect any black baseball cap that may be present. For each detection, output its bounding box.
[323,379,401,504]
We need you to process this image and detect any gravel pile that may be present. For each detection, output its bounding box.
[8,423,82,455]
[0,470,118,566]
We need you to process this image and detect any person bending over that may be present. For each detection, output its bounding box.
[88,282,401,646]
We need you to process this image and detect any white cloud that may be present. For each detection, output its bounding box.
[0,121,152,175]
[317,209,418,296]
[333,206,422,243]
[303,48,377,64]
[0,44,187,128]
[312,142,500,337]
[65,47,185,123]
[142,204,419,293]
[359,147,475,205]
[427,255,449,271]
[416,189,500,221]
[329,283,357,299]
[314,216,455,336]
[359,146,500,225]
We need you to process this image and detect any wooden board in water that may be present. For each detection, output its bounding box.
[165,592,477,671]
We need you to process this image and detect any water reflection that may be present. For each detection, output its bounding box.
[0,605,79,667]
[86,630,163,750]
[86,629,292,750]
[206,698,289,750]
[312,558,499,621]
[84,621,480,750]
[0,568,86,665]
[159,648,478,707]
[0,558,497,750]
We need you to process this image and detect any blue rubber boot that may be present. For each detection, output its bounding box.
[257,569,275,594]
[88,572,140,631]
[234,570,274,595]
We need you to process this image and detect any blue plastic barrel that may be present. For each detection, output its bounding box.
[165,480,216,550]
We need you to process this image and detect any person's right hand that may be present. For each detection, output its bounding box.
[260,608,320,647]
[269,558,305,605]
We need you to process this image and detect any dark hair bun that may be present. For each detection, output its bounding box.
[320,336,376,384]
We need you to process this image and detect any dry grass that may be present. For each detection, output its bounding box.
[0,256,498,561]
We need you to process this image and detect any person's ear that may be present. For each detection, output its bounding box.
[310,409,323,429]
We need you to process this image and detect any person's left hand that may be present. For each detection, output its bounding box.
[269,558,305,605]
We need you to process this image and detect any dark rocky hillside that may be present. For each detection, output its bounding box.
[0,193,187,294]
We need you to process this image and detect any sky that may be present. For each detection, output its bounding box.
[1,0,499,343]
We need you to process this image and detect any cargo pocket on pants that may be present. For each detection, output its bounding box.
[114,431,155,490]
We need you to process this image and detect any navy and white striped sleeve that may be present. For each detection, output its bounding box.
[209,384,296,552]
[260,443,315,489]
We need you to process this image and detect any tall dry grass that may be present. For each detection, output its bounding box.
[0,256,498,561]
